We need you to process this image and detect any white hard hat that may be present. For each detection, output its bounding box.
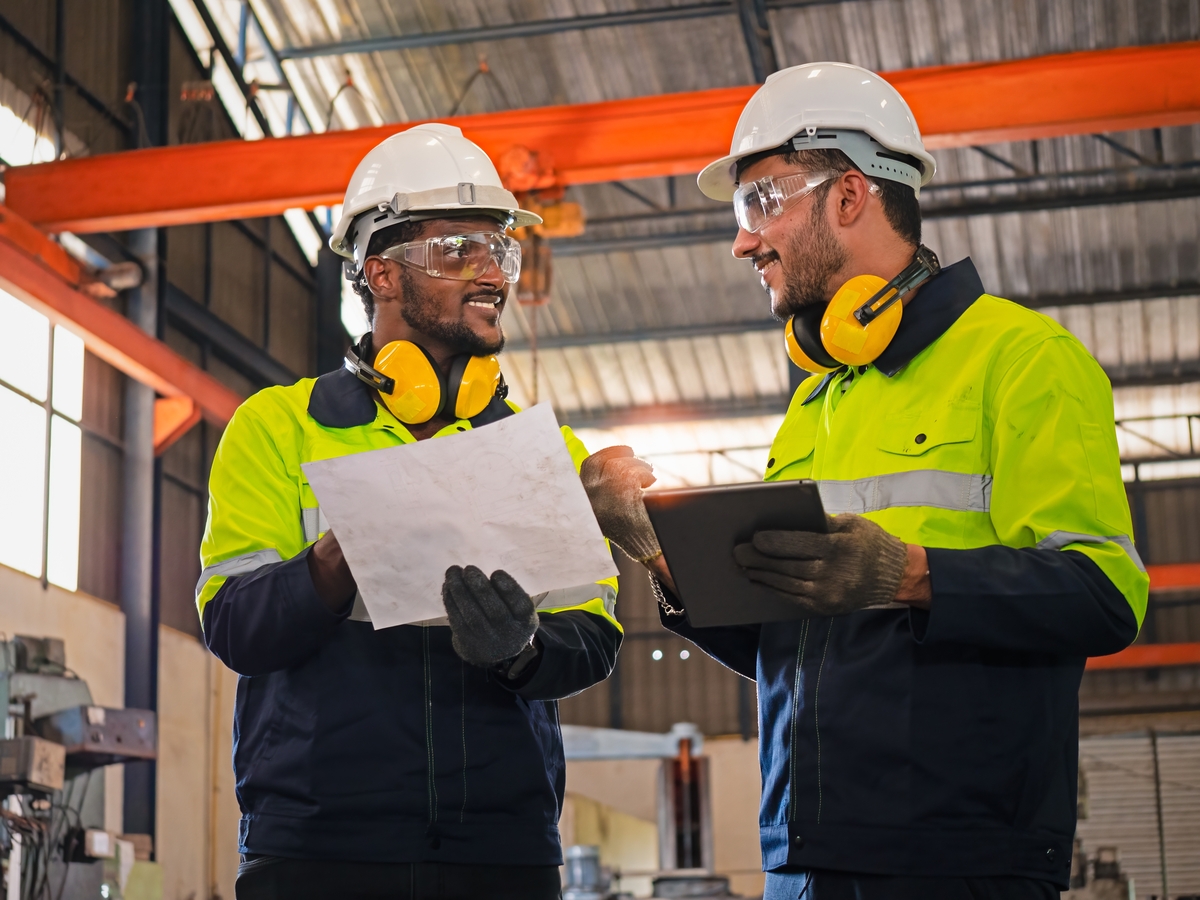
[698,62,936,201]
[330,123,542,272]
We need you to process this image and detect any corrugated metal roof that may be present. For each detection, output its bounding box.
[219,0,1200,449]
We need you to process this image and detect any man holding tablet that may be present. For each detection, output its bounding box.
[582,63,1146,900]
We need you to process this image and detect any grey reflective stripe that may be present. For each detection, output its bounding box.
[1036,531,1146,573]
[301,507,329,543]
[536,583,618,618]
[194,548,283,600]
[818,470,992,516]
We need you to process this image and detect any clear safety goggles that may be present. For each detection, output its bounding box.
[378,232,522,284]
[732,171,833,233]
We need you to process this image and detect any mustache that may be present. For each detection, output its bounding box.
[752,250,780,270]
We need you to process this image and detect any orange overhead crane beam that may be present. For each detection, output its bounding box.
[1087,643,1200,670]
[7,41,1200,233]
[1083,565,1200,669]
[0,205,244,448]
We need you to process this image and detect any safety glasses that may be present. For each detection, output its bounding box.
[378,232,523,284]
[732,171,833,233]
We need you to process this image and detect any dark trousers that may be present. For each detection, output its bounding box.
[763,868,1059,900]
[235,856,562,900]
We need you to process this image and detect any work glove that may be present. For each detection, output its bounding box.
[579,445,662,563]
[442,566,539,668]
[733,514,909,616]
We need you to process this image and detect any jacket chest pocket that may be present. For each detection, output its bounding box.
[765,410,819,481]
[878,402,980,461]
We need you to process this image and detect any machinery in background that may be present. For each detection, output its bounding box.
[1063,840,1136,900]
[561,723,741,899]
[1,636,159,900]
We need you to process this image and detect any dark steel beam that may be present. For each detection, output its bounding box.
[552,228,736,256]
[557,164,1200,255]
[276,2,737,59]
[0,10,130,136]
[164,284,298,387]
[558,395,789,430]
[78,232,300,386]
[193,0,272,136]
[557,352,1200,429]
[737,0,779,83]
[508,282,1200,351]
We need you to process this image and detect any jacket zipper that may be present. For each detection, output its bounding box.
[788,619,811,822]
[813,620,834,823]
[423,628,438,827]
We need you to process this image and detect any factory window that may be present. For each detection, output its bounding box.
[0,289,83,590]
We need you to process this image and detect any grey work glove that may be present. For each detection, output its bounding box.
[442,566,539,668]
[580,445,662,563]
[733,514,909,616]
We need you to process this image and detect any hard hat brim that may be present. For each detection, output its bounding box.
[697,154,742,202]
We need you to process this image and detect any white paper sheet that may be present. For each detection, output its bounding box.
[302,403,618,629]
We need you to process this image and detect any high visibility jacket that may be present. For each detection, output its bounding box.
[197,363,621,865]
[663,258,1146,889]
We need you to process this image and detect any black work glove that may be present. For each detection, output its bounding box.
[442,565,539,668]
[733,513,909,616]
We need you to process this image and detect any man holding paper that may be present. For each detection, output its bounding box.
[583,65,1147,899]
[197,125,621,900]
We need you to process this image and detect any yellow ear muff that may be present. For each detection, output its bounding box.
[373,340,445,424]
[819,274,902,367]
[785,307,841,374]
[453,355,502,419]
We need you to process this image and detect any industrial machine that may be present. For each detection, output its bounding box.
[561,723,742,899]
[1063,840,1136,900]
[1,635,158,900]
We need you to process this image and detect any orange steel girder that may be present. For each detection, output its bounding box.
[8,41,1200,233]
[1082,564,1200,670]
[0,205,244,432]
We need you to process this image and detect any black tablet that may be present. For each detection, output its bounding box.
[643,479,827,627]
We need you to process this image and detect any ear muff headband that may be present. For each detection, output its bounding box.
[784,245,941,374]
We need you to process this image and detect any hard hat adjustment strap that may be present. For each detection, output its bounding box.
[853,245,941,327]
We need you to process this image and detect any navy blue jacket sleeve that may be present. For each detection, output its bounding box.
[201,548,350,676]
[657,584,761,680]
[916,547,1138,657]
[507,609,623,701]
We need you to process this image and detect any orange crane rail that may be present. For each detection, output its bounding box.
[6,41,1199,233]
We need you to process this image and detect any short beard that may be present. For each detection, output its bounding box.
[398,268,506,356]
[774,188,850,320]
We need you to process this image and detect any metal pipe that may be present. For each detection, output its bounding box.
[1149,729,1170,899]
[121,227,160,838]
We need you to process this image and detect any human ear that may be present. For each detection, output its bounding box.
[363,257,399,300]
[833,170,873,227]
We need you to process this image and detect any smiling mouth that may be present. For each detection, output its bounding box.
[466,297,502,309]
[755,258,780,287]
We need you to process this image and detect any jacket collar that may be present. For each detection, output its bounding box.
[308,365,380,428]
[800,257,984,406]
[872,256,984,377]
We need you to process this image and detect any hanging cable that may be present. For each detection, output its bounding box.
[448,56,511,116]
